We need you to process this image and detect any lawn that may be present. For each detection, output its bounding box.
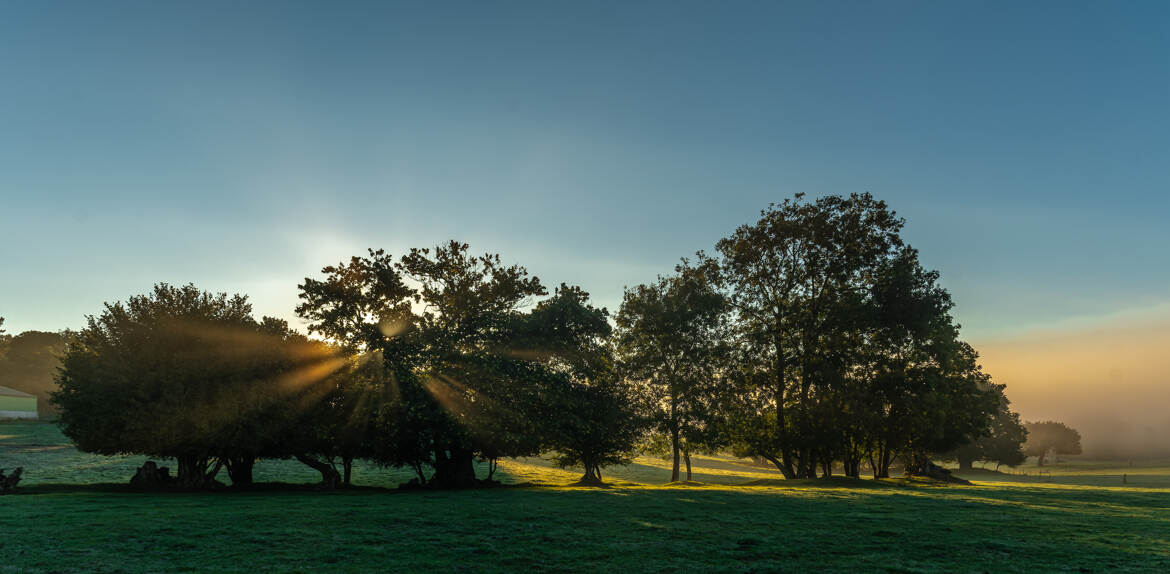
[2,421,1168,573]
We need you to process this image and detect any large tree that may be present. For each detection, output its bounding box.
[715,193,905,478]
[297,241,621,488]
[716,194,1001,479]
[856,248,1000,478]
[53,284,341,489]
[616,259,730,482]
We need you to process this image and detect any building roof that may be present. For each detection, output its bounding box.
[0,386,35,398]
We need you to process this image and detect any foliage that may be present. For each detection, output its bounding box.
[547,375,643,484]
[44,193,1017,491]
[0,329,70,417]
[715,194,1001,479]
[52,284,340,488]
[297,242,627,487]
[946,385,1028,470]
[1024,420,1083,466]
[0,316,8,359]
[616,258,730,481]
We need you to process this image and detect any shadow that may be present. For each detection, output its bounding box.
[741,476,904,489]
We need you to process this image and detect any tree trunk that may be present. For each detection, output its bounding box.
[1037,451,1047,467]
[411,461,428,485]
[870,446,892,479]
[670,427,681,483]
[431,447,477,489]
[958,457,973,472]
[176,455,222,489]
[843,449,861,478]
[342,456,353,487]
[226,456,255,488]
[578,462,604,486]
[296,454,341,489]
[684,451,692,482]
[775,343,796,480]
[799,447,815,479]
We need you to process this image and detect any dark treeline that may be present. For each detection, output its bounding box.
[46,193,1031,489]
[0,327,69,418]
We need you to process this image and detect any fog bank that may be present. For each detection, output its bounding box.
[976,310,1170,459]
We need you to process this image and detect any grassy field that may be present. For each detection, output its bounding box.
[2,421,1169,573]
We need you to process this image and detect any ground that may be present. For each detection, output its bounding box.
[2,421,1168,573]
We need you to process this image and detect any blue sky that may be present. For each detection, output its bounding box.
[2,0,1168,341]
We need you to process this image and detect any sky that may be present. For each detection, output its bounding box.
[1,1,1168,446]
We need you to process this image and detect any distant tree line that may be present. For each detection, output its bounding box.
[47,193,1042,489]
[0,328,70,418]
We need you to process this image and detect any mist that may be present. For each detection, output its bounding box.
[976,309,1170,459]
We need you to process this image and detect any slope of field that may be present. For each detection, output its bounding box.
[2,421,1168,573]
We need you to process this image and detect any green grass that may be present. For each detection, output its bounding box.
[3,421,1169,573]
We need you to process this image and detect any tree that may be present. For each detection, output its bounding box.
[548,374,642,485]
[947,385,1027,471]
[297,242,626,488]
[616,259,730,482]
[715,194,1002,480]
[0,330,70,417]
[715,193,905,478]
[54,284,342,489]
[0,317,9,359]
[1024,421,1082,466]
[858,249,1000,478]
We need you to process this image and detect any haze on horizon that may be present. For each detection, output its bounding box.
[2,1,1167,457]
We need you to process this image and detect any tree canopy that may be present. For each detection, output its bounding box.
[715,193,1000,478]
[0,329,70,417]
[48,193,1019,490]
[53,284,343,488]
[1024,421,1082,466]
[616,258,730,481]
[296,241,635,487]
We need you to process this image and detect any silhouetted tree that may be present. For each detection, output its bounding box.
[549,374,642,485]
[859,249,1000,478]
[54,284,340,489]
[715,195,1001,479]
[947,385,1028,471]
[0,317,8,359]
[0,330,70,417]
[1024,421,1082,466]
[716,193,905,478]
[616,259,730,482]
[297,242,623,488]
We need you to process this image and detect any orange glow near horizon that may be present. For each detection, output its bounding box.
[975,311,1170,458]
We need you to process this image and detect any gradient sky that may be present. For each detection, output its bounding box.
[2,1,1168,351]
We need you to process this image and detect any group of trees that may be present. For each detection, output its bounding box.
[1023,421,1082,466]
[0,326,70,418]
[53,248,642,489]
[624,194,1013,479]
[48,193,1047,489]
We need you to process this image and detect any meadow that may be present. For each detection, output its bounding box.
[2,421,1168,573]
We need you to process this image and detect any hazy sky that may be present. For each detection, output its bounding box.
[3,1,1168,355]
